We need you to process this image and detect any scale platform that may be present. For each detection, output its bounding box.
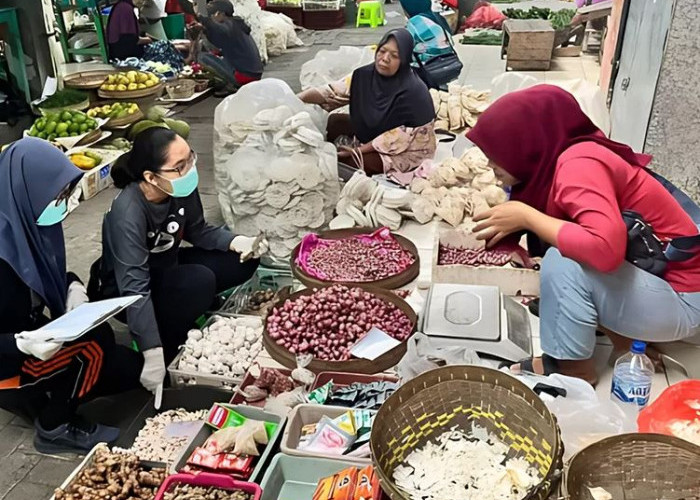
[423,284,533,362]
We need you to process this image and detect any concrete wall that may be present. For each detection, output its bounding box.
[644,0,700,200]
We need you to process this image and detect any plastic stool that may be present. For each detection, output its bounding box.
[356,1,384,28]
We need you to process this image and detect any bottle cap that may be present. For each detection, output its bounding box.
[631,340,646,354]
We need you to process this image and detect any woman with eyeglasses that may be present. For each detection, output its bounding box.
[92,128,268,401]
[0,138,143,454]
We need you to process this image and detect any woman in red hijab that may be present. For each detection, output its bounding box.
[467,85,700,384]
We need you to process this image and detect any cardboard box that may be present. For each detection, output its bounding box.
[431,229,540,296]
[79,162,113,200]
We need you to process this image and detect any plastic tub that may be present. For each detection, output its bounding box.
[162,13,185,39]
[260,454,362,500]
[171,405,287,482]
[280,404,373,464]
[155,472,262,500]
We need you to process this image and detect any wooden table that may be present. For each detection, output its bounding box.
[501,19,555,71]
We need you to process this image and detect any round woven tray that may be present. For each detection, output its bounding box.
[262,285,417,374]
[563,433,700,500]
[290,228,420,290]
[63,70,116,89]
[97,81,164,100]
[370,365,563,500]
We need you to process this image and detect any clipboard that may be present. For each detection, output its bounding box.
[17,296,142,343]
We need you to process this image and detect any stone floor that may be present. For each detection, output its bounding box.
[0,2,615,497]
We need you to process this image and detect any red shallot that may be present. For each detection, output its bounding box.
[438,244,512,266]
[266,284,414,361]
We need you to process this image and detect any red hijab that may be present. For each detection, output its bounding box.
[466,85,652,213]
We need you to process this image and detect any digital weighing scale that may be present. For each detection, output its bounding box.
[423,284,533,362]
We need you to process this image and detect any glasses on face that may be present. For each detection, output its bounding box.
[160,151,197,177]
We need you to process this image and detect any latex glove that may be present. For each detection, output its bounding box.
[140,347,166,409]
[66,281,89,312]
[15,335,63,361]
[230,235,269,262]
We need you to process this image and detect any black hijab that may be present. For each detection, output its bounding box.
[349,28,436,144]
[0,138,83,317]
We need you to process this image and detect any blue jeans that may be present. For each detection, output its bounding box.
[540,248,700,360]
[198,52,237,87]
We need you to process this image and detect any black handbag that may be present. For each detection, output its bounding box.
[412,26,463,90]
[622,172,700,277]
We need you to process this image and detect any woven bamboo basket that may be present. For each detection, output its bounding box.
[165,79,196,99]
[370,365,563,500]
[562,433,700,499]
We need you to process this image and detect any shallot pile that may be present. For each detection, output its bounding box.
[438,244,512,266]
[304,236,415,282]
[266,284,414,361]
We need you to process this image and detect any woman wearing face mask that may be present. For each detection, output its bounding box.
[299,29,436,184]
[92,128,267,401]
[467,85,700,385]
[0,138,143,454]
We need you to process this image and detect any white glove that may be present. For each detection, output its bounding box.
[66,281,89,312]
[140,347,166,408]
[15,335,63,361]
[230,235,269,262]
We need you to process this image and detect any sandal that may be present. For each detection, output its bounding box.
[499,353,559,376]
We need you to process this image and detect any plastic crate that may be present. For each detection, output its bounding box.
[302,0,342,10]
[167,313,263,389]
[302,8,345,29]
[259,454,363,500]
[280,404,373,464]
[171,405,287,483]
[155,473,262,500]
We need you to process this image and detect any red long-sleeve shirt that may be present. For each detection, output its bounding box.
[548,142,700,292]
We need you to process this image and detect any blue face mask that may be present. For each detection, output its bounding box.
[36,199,68,226]
[159,165,199,198]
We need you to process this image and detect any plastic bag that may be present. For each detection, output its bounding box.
[463,1,506,29]
[262,11,303,57]
[543,375,634,460]
[396,333,481,382]
[638,380,700,445]
[300,46,376,91]
[231,0,268,62]
[214,80,338,265]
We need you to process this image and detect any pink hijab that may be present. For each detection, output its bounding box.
[466,85,652,212]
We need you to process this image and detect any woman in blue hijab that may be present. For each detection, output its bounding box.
[400,0,454,63]
[0,138,142,454]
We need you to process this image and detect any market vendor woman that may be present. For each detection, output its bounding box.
[468,85,700,384]
[91,128,268,400]
[299,28,436,184]
[0,138,143,454]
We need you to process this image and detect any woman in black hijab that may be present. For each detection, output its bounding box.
[0,138,142,454]
[299,29,436,184]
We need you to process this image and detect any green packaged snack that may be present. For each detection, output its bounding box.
[307,380,333,405]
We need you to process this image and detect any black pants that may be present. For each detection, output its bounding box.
[0,324,142,429]
[150,248,258,363]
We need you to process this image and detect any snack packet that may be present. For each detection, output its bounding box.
[312,467,359,500]
[354,465,381,500]
[303,416,356,455]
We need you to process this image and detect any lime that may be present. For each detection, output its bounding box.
[44,121,57,134]
[69,123,80,134]
[29,125,37,136]
[80,123,89,133]
[36,119,46,131]
[86,119,97,129]
[60,111,72,122]
[37,131,47,139]
[47,133,56,141]
[58,131,69,138]
[56,122,69,134]
[72,113,86,124]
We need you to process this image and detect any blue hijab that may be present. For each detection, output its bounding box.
[0,138,83,318]
[400,0,451,33]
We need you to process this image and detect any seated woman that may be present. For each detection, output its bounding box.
[400,0,453,63]
[299,29,436,184]
[106,0,153,60]
[0,138,142,454]
[468,85,700,384]
[92,128,267,399]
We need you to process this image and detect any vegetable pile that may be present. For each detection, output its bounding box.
[162,484,253,500]
[266,284,414,361]
[178,316,263,380]
[503,7,576,30]
[27,110,97,141]
[438,244,512,266]
[298,229,415,282]
[37,89,87,110]
[53,445,166,500]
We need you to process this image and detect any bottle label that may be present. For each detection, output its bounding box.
[611,378,651,407]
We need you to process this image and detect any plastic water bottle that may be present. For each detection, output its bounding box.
[611,340,654,415]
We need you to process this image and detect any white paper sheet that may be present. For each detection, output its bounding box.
[17,296,141,343]
[350,327,400,360]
